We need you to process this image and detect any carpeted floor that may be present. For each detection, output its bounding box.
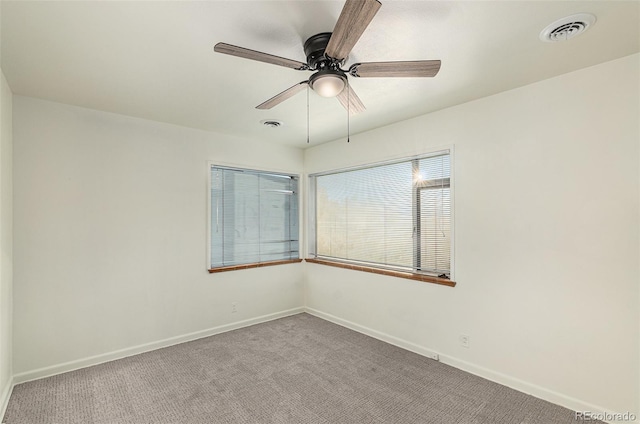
[3,313,597,424]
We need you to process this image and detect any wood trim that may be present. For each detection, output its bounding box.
[208,259,303,274]
[304,258,456,287]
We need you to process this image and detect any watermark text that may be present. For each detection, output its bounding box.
[575,411,636,422]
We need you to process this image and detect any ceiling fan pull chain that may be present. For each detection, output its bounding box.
[347,82,350,143]
[307,85,310,144]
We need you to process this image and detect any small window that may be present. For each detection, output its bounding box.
[209,166,299,270]
[309,150,452,278]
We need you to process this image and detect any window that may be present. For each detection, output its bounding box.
[209,166,299,270]
[309,150,452,278]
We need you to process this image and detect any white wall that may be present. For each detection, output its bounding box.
[304,54,639,416]
[0,70,13,411]
[8,51,639,419]
[12,96,305,375]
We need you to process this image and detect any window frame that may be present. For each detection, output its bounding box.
[207,162,302,272]
[307,148,455,283]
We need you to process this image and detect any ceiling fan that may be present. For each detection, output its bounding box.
[214,0,441,115]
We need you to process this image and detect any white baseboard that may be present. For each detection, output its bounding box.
[305,307,441,361]
[0,376,14,422]
[8,306,636,424]
[13,307,304,385]
[304,307,632,424]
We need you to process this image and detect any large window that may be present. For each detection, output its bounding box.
[209,166,299,269]
[309,151,452,278]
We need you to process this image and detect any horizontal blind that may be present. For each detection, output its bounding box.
[316,161,413,268]
[313,152,450,275]
[211,167,299,268]
[418,154,451,274]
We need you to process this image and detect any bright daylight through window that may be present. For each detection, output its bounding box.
[209,166,299,269]
[309,151,452,277]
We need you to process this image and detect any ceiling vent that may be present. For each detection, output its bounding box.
[540,13,596,42]
[260,119,283,128]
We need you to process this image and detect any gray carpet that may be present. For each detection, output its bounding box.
[3,313,597,424]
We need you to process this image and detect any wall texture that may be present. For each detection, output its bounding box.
[0,70,13,413]
[9,53,639,421]
[12,97,305,376]
[304,54,639,416]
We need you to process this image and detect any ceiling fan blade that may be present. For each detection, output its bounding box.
[349,60,441,78]
[325,0,382,61]
[214,43,309,71]
[336,84,366,115]
[256,81,309,110]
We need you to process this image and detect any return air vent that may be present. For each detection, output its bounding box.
[540,13,596,42]
[260,119,283,128]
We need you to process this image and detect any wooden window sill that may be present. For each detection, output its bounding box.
[209,259,303,273]
[304,258,456,287]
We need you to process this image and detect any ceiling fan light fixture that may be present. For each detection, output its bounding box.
[309,71,347,98]
[214,0,441,116]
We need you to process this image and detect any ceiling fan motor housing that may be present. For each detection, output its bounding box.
[304,32,343,70]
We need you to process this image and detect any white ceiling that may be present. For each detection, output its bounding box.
[2,1,639,147]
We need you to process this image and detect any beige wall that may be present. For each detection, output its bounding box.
[304,54,640,416]
[12,96,305,376]
[0,69,13,412]
[7,51,639,421]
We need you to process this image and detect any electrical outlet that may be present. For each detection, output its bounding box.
[459,334,470,348]
[231,302,237,313]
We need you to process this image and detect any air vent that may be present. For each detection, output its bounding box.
[540,13,596,42]
[260,119,283,128]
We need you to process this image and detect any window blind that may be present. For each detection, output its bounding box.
[210,167,299,268]
[416,155,451,274]
[312,152,451,275]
